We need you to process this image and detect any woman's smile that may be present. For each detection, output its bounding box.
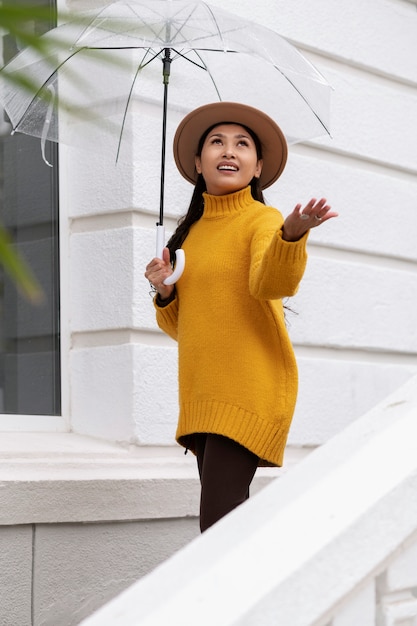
[217,161,239,172]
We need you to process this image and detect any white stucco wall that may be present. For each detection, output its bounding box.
[61,0,417,449]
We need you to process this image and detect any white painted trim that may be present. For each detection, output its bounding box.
[58,144,71,426]
[0,415,67,432]
[0,435,306,526]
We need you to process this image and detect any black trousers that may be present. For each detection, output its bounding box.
[194,433,259,533]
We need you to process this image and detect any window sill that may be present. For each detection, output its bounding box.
[0,433,307,526]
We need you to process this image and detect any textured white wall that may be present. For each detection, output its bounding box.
[64,0,417,450]
[0,517,199,626]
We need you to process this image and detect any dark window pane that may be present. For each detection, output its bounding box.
[0,0,60,415]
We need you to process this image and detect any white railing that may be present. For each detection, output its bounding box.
[80,375,417,626]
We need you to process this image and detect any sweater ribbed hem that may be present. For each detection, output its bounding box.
[176,400,292,467]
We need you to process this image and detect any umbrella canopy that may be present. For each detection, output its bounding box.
[0,0,332,154]
[0,0,332,283]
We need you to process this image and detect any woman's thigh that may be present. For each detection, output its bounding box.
[194,433,259,532]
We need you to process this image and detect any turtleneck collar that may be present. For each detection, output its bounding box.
[202,186,255,219]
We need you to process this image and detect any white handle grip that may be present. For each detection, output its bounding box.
[163,249,185,285]
[155,224,185,285]
[156,224,166,259]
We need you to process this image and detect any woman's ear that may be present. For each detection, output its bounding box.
[255,159,263,179]
[195,155,202,174]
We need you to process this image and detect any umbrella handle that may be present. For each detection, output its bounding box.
[155,224,185,285]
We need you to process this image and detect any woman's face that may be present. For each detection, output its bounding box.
[195,124,263,196]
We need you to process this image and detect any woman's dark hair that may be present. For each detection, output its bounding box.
[167,122,265,260]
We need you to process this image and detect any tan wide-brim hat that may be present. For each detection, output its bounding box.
[173,101,288,190]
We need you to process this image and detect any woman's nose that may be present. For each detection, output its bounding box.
[222,146,235,158]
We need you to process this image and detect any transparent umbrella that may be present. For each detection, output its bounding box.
[0,0,332,283]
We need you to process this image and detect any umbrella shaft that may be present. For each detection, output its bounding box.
[159,48,172,226]
[163,47,171,86]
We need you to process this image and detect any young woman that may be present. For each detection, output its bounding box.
[145,102,337,532]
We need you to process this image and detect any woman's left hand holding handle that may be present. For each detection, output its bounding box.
[145,247,175,301]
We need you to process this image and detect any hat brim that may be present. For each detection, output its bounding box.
[173,102,288,190]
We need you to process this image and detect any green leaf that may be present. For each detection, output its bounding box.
[0,223,44,304]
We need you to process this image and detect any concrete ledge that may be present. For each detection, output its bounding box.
[0,434,308,525]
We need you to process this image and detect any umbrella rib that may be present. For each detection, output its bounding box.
[192,50,222,100]
[73,9,110,47]
[165,3,206,46]
[76,2,262,53]
[115,1,235,50]
[76,2,171,51]
[273,64,331,136]
[115,47,163,162]
[202,2,227,49]
[75,1,168,47]
[173,49,222,100]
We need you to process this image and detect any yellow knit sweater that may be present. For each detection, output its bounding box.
[155,186,308,466]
